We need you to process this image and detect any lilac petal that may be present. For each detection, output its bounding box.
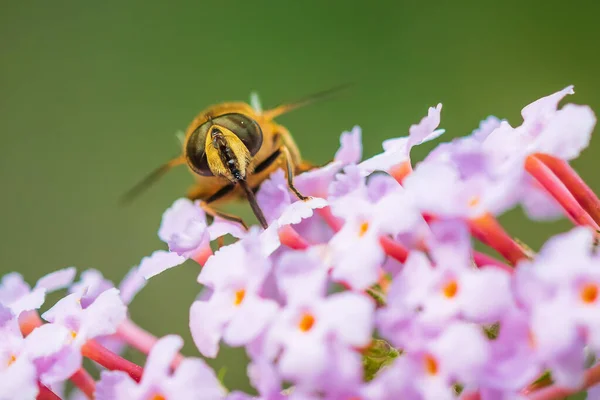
[139,250,187,280]
[69,269,114,307]
[460,268,514,322]
[158,198,206,243]
[96,370,136,400]
[521,85,574,120]
[366,173,400,202]
[189,297,233,358]
[259,224,281,257]
[323,292,374,347]
[143,334,183,381]
[374,191,422,235]
[276,250,328,304]
[0,304,13,326]
[35,267,76,292]
[248,359,282,398]
[278,335,328,383]
[403,162,463,217]
[406,103,444,148]
[7,288,45,315]
[431,322,490,384]
[223,296,279,347]
[42,292,82,327]
[38,345,83,386]
[334,126,362,164]
[358,138,410,176]
[0,358,38,400]
[118,266,146,305]
[520,180,564,221]
[534,104,596,160]
[295,161,343,198]
[169,358,227,399]
[209,217,247,240]
[256,170,292,223]
[471,116,502,141]
[330,225,384,290]
[24,323,70,359]
[82,288,127,338]
[277,198,328,226]
[0,273,31,305]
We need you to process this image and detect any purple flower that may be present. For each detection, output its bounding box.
[0,267,76,316]
[514,227,600,387]
[327,166,423,289]
[159,198,211,258]
[264,256,374,391]
[34,288,127,383]
[96,335,225,400]
[190,232,279,358]
[378,241,513,344]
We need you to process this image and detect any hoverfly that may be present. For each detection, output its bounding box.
[122,86,347,229]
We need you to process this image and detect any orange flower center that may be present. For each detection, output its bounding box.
[234,289,245,306]
[70,330,78,340]
[298,312,316,332]
[424,354,438,375]
[151,395,166,400]
[358,222,369,237]
[580,283,598,304]
[7,354,16,366]
[442,279,458,298]
[468,196,480,208]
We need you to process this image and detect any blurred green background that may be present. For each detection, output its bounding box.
[1,1,599,395]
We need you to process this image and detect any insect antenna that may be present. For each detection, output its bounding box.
[120,157,185,204]
[238,180,268,229]
[263,83,353,120]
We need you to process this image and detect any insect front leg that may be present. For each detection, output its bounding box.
[278,145,311,201]
[187,182,249,230]
[199,201,249,230]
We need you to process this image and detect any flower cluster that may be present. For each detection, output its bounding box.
[2,87,600,400]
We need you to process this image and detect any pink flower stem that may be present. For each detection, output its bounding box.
[278,225,310,249]
[535,153,600,227]
[37,383,62,400]
[117,318,184,369]
[473,251,514,273]
[379,236,410,263]
[82,339,143,382]
[526,362,600,400]
[69,368,96,399]
[525,155,600,230]
[468,213,528,266]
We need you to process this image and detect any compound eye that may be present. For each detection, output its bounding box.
[212,113,263,156]
[185,122,213,176]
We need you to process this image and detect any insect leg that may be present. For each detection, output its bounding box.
[188,183,249,229]
[199,201,249,230]
[279,145,311,201]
